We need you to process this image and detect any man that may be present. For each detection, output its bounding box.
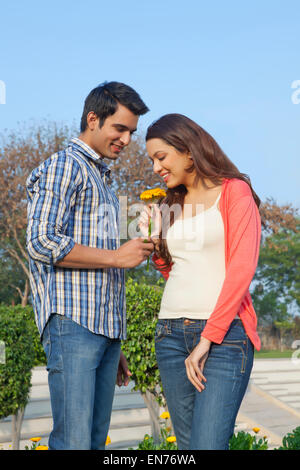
[26,81,154,450]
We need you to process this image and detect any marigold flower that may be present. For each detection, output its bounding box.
[30,437,42,442]
[35,445,48,450]
[160,411,170,419]
[140,188,166,201]
[106,435,111,445]
[166,436,176,443]
[253,427,260,433]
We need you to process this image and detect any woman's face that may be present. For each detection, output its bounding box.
[146,138,194,188]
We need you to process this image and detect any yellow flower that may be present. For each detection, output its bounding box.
[160,411,170,419]
[30,437,42,442]
[106,435,111,445]
[166,436,176,443]
[139,187,166,271]
[140,188,166,201]
[35,445,48,450]
[252,427,260,434]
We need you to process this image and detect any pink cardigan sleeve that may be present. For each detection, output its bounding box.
[201,187,261,344]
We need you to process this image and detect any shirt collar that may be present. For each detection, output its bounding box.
[69,137,111,178]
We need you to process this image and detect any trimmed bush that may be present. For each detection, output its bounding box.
[22,306,46,366]
[0,305,36,449]
[122,277,164,400]
[122,277,166,442]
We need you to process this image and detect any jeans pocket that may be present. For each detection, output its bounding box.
[155,322,167,343]
[41,323,51,369]
[219,339,248,373]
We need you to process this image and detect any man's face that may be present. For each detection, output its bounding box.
[87,103,139,159]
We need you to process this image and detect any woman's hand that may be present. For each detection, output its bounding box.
[138,206,150,238]
[138,203,161,248]
[185,337,211,392]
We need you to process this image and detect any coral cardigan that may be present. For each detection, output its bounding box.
[152,177,262,351]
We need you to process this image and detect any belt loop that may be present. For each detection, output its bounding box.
[166,319,171,334]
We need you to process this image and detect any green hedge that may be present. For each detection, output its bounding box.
[0,305,36,419]
[121,277,165,403]
[21,306,46,366]
[0,277,164,418]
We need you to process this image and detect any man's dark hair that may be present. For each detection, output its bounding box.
[80,81,149,132]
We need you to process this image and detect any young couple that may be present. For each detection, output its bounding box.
[26,81,261,451]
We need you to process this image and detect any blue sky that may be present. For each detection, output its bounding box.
[1,0,299,209]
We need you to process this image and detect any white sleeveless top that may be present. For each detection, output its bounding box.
[159,192,227,320]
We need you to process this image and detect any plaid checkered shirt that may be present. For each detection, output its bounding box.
[26,137,126,339]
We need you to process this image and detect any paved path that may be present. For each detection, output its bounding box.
[238,358,300,448]
[0,358,299,450]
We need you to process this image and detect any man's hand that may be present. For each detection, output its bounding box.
[114,237,154,269]
[116,351,132,387]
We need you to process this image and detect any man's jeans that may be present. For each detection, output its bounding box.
[155,318,254,450]
[41,314,121,450]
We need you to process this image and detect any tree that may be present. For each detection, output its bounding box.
[253,217,300,303]
[259,197,299,238]
[251,288,289,326]
[0,250,27,305]
[0,121,75,305]
[274,320,296,352]
[252,215,300,326]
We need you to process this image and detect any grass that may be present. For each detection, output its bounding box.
[254,349,294,359]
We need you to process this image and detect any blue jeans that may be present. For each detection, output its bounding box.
[41,314,121,450]
[155,318,254,450]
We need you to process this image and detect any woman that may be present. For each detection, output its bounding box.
[138,113,261,450]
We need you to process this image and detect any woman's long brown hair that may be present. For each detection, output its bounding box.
[145,113,261,271]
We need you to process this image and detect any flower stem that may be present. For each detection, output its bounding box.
[146,213,152,271]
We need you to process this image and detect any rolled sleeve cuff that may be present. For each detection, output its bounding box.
[52,237,75,264]
[201,323,228,344]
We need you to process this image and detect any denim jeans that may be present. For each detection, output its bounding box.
[41,314,121,450]
[155,318,254,450]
